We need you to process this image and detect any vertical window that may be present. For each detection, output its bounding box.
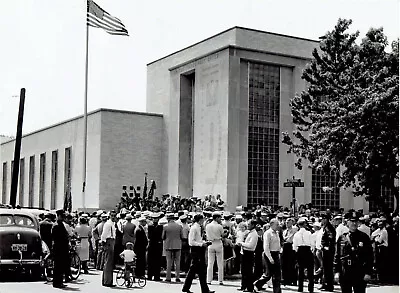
[369,186,395,212]
[39,153,46,209]
[247,62,280,208]
[2,162,7,204]
[29,156,35,207]
[51,150,58,210]
[19,158,25,206]
[311,168,340,210]
[64,147,72,201]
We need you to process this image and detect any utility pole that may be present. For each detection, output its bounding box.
[9,88,26,208]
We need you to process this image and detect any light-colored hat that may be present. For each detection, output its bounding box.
[120,208,128,215]
[138,216,147,222]
[297,217,307,224]
[96,210,104,216]
[81,213,89,218]
[235,214,243,219]
[166,213,175,220]
[277,212,284,218]
[125,214,133,220]
[159,217,168,225]
[135,211,141,217]
[212,211,222,217]
[151,212,161,218]
[334,215,343,220]
[179,214,187,220]
[313,221,321,227]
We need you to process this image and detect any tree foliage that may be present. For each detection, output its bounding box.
[282,19,399,211]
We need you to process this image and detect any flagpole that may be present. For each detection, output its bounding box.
[82,0,90,211]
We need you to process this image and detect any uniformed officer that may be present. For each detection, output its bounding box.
[320,212,336,291]
[334,211,373,293]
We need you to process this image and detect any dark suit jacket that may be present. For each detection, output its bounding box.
[40,220,53,250]
[133,225,148,254]
[122,221,136,246]
[162,221,183,250]
[51,220,69,257]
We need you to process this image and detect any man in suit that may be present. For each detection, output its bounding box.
[122,213,136,247]
[40,213,54,252]
[51,209,69,289]
[134,216,148,277]
[162,213,183,282]
[93,213,108,270]
[147,212,164,281]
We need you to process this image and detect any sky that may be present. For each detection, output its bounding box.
[0,0,398,136]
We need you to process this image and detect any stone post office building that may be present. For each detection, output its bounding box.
[1,27,390,212]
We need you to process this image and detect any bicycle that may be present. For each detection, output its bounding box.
[44,238,81,282]
[115,259,146,288]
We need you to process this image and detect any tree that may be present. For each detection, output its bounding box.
[282,19,399,213]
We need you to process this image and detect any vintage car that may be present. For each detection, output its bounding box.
[0,208,45,278]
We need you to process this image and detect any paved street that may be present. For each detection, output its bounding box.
[0,270,398,293]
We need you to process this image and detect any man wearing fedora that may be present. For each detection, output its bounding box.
[148,212,164,281]
[134,216,149,277]
[51,209,70,288]
[163,213,183,282]
[101,210,117,287]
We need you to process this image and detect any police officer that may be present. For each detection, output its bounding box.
[320,212,336,291]
[334,211,373,293]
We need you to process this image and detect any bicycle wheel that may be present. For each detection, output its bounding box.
[136,276,146,288]
[44,257,54,282]
[70,253,81,280]
[115,269,125,287]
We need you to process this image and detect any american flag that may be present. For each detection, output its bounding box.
[87,0,129,36]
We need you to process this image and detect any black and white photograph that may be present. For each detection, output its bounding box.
[0,0,398,292]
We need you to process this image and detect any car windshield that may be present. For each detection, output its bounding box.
[0,214,36,229]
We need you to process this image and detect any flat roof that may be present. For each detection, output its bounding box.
[147,26,319,66]
[1,108,163,146]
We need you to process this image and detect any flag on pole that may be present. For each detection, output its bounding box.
[87,0,129,36]
[143,173,148,199]
[148,180,156,199]
[63,191,72,213]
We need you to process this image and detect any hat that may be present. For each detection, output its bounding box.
[96,210,104,216]
[151,212,161,218]
[143,211,151,217]
[235,214,243,220]
[101,213,108,219]
[125,214,133,220]
[297,217,307,224]
[212,211,222,217]
[320,212,331,220]
[56,209,65,216]
[81,213,89,218]
[120,208,128,215]
[313,221,322,227]
[277,212,284,218]
[135,211,141,217]
[334,215,343,220]
[344,211,359,221]
[138,216,147,222]
[166,213,175,220]
[179,215,187,220]
[159,217,168,225]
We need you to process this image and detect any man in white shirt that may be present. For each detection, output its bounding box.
[182,214,215,293]
[101,211,117,287]
[206,211,224,285]
[237,220,258,292]
[358,216,371,236]
[293,217,314,293]
[335,215,349,241]
[253,218,282,293]
[311,221,323,277]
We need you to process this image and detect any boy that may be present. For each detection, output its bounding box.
[120,242,136,284]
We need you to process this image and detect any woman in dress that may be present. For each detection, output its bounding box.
[74,216,92,274]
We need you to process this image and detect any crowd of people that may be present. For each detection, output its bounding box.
[37,195,399,292]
